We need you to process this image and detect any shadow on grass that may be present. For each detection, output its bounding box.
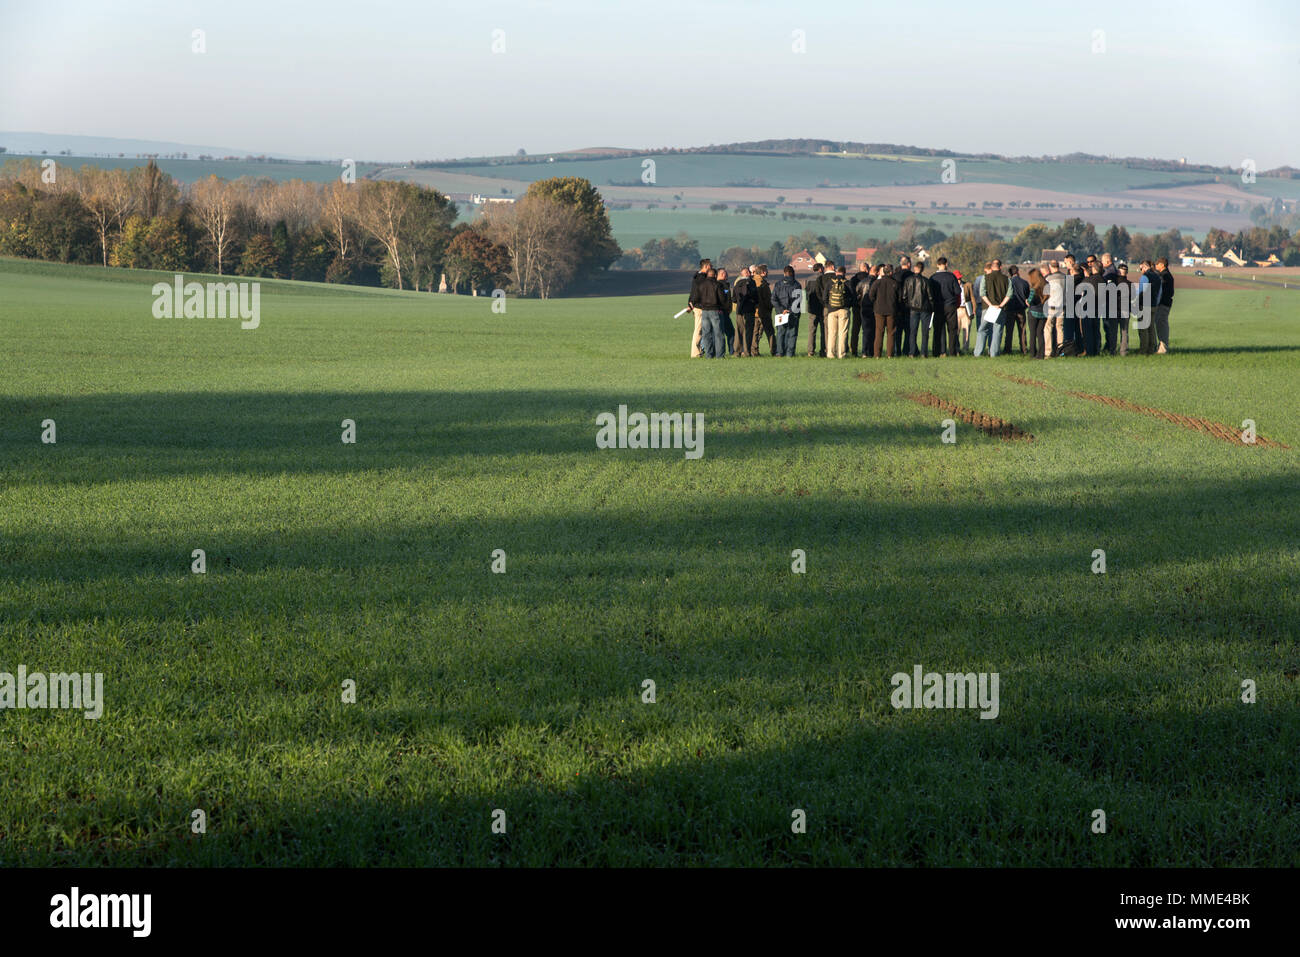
[0,387,1085,488]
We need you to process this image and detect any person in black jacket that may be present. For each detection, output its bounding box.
[893,255,912,356]
[856,265,879,359]
[694,266,728,357]
[929,257,962,357]
[771,265,802,357]
[1153,258,1174,353]
[716,268,733,357]
[1002,265,1029,355]
[1080,263,1103,357]
[902,262,934,357]
[686,258,712,357]
[849,263,870,356]
[869,264,900,358]
[731,267,758,357]
[804,262,825,356]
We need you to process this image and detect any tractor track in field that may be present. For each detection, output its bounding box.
[903,391,1034,441]
[992,371,1289,448]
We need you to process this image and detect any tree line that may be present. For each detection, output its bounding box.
[0,160,620,298]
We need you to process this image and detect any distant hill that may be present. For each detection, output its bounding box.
[0,131,317,162]
[418,141,1279,180]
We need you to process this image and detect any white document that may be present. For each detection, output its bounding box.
[983,306,1002,325]
[775,312,791,327]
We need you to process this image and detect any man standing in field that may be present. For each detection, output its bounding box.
[754,265,775,356]
[716,267,733,357]
[930,257,962,357]
[1137,260,1160,354]
[1116,263,1132,356]
[805,262,826,356]
[1044,260,1067,357]
[694,266,729,357]
[976,260,1010,357]
[1002,264,1029,355]
[823,265,852,358]
[849,262,870,357]
[902,262,934,357]
[732,266,758,356]
[772,264,802,357]
[1153,257,1175,353]
[894,255,912,356]
[868,263,900,358]
[857,264,880,358]
[687,258,712,357]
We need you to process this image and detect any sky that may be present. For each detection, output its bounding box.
[1,0,1297,167]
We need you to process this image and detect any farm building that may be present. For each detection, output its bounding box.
[790,250,816,271]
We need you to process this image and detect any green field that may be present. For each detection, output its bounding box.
[437,153,1234,192]
[2,257,1298,866]
[606,208,1037,256]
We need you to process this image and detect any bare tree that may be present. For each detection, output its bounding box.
[480,196,580,299]
[188,175,239,274]
[354,180,412,289]
[322,180,359,266]
[74,166,135,266]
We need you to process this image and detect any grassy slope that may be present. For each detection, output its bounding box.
[440,154,1230,192]
[1,258,1297,865]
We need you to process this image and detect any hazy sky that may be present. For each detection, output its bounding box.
[2,0,1296,167]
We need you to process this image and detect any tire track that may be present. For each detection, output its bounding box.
[992,371,1288,448]
[903,391,1034,441]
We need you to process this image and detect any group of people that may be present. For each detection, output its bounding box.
[686,252,1176,360]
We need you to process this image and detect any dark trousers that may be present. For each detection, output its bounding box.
[737,313,757,356]
[893,314,905,356]
[859,310,875,357]
[721,312,735,355]
[807,314,825,356]
[1103,318,1119,355]
[934,303,959,356]
[1002,309,1026,354]
[849,307,863,355]
[775,315,800,356]
[905,309,931,356]
[1028,314,1047,358]
[1082,315,1102,356]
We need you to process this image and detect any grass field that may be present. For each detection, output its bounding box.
[437,153,1236,193]
[1,257,1298,866]
[607,208,1036,255]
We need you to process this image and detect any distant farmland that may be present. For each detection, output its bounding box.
[606,208,1038,256]
[387,151,1283,240]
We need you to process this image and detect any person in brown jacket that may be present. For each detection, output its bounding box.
[753,265,774,356]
